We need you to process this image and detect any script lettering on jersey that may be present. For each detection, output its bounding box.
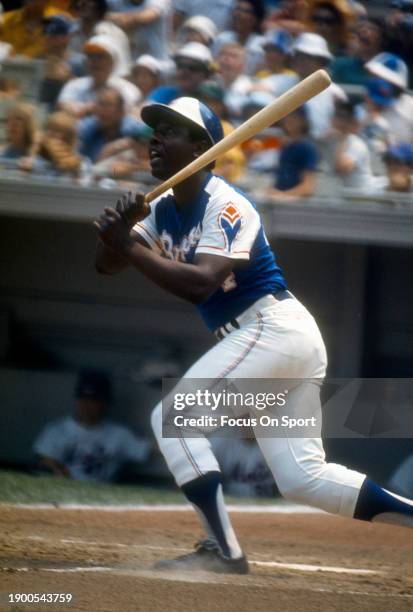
[160,224,202,262]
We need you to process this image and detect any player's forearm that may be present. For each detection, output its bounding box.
[132,7,159,25]
[58,101,94,118]
[38,456,70,477]
[335,154,356,174]
[122,241,220,303]
[108,8,158,29]
[95,240,130,275]
[281,173,316,197]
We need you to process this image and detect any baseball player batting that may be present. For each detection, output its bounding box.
[94,96,413,574]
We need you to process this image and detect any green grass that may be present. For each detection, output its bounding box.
[0,470,281,506]
[0,470,185,505]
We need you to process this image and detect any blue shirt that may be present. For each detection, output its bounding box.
[147,85,182,105]
[134,173,287,331]
[0,146,26,160]
[78,115,141,162]
[276,138,319,191]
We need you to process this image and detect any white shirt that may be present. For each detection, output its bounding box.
[256,73,298,98]
[173,0,234,31]
[337,133,375,189]
[34,416,150,482]
[307,82,346,140]
[383,94,413,143]
[107,0,172,61]
[219,74,253,120]
[58,76,141,111]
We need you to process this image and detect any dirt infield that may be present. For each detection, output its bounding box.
[0,505,412,612]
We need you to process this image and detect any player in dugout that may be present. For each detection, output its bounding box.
[94,96,413,574]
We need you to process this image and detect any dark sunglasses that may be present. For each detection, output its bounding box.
[312,14,337,24]
[176,61,206,72]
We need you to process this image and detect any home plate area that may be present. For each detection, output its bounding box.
[0,505,412,612]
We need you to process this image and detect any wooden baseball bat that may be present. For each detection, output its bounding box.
[144,69,331,204]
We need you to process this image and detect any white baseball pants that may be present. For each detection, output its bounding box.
[151,295,366,517]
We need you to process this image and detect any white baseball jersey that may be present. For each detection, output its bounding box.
[133,173,287,331]
[33,416,150,482]
[211,435,276,497]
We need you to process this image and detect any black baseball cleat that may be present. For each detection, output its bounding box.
[153,539,249,574]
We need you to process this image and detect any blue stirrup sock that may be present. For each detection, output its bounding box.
[181,471,243,558]
[354,478,413,528]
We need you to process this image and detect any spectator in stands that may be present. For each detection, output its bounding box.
[365,52,413,144]
[172,0,233,33]
[254,28,297,97]
[292,32,346,140]
[70,0,131,77]
[39,14,82,108]
[0,102,37,161]
[0,40,12,63]
[266,106,319,201]
[32,110,82,176]
[241,90,280,173]
[33,369,151,482]
[0,0,50,58]
[58,34,141,117]
[330,98,374,190]
[216,43,252,121]
[263,0,308,36]
[77,85,141,162]
[360,78,395,174]
[332,18,384,86]
[377,142,413,193]
[213,0,267,75]
[129,54,163,104]
[383,1,413,88]
[148,41,213,104]
[257,28,293,77]
[0,70,20,99]
[196,80,246,183]
[306,0,353,56]
[91,122,152,179]
[178,15,217,48]
[106,0,172,61]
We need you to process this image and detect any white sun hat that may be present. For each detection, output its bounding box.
[84,34,121,75]
[365,52,408,90]
[173,42,213,69]
[293,32,333,61]
[135,54,163,75]
[182,16,218,45]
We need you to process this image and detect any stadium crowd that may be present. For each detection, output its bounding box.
[0,0,413,198]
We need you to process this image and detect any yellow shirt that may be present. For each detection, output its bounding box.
[47,1,73,11]
[215,120,246,183]
[0,4,73,59]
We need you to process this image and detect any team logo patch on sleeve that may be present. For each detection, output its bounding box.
[219,203,242,252]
